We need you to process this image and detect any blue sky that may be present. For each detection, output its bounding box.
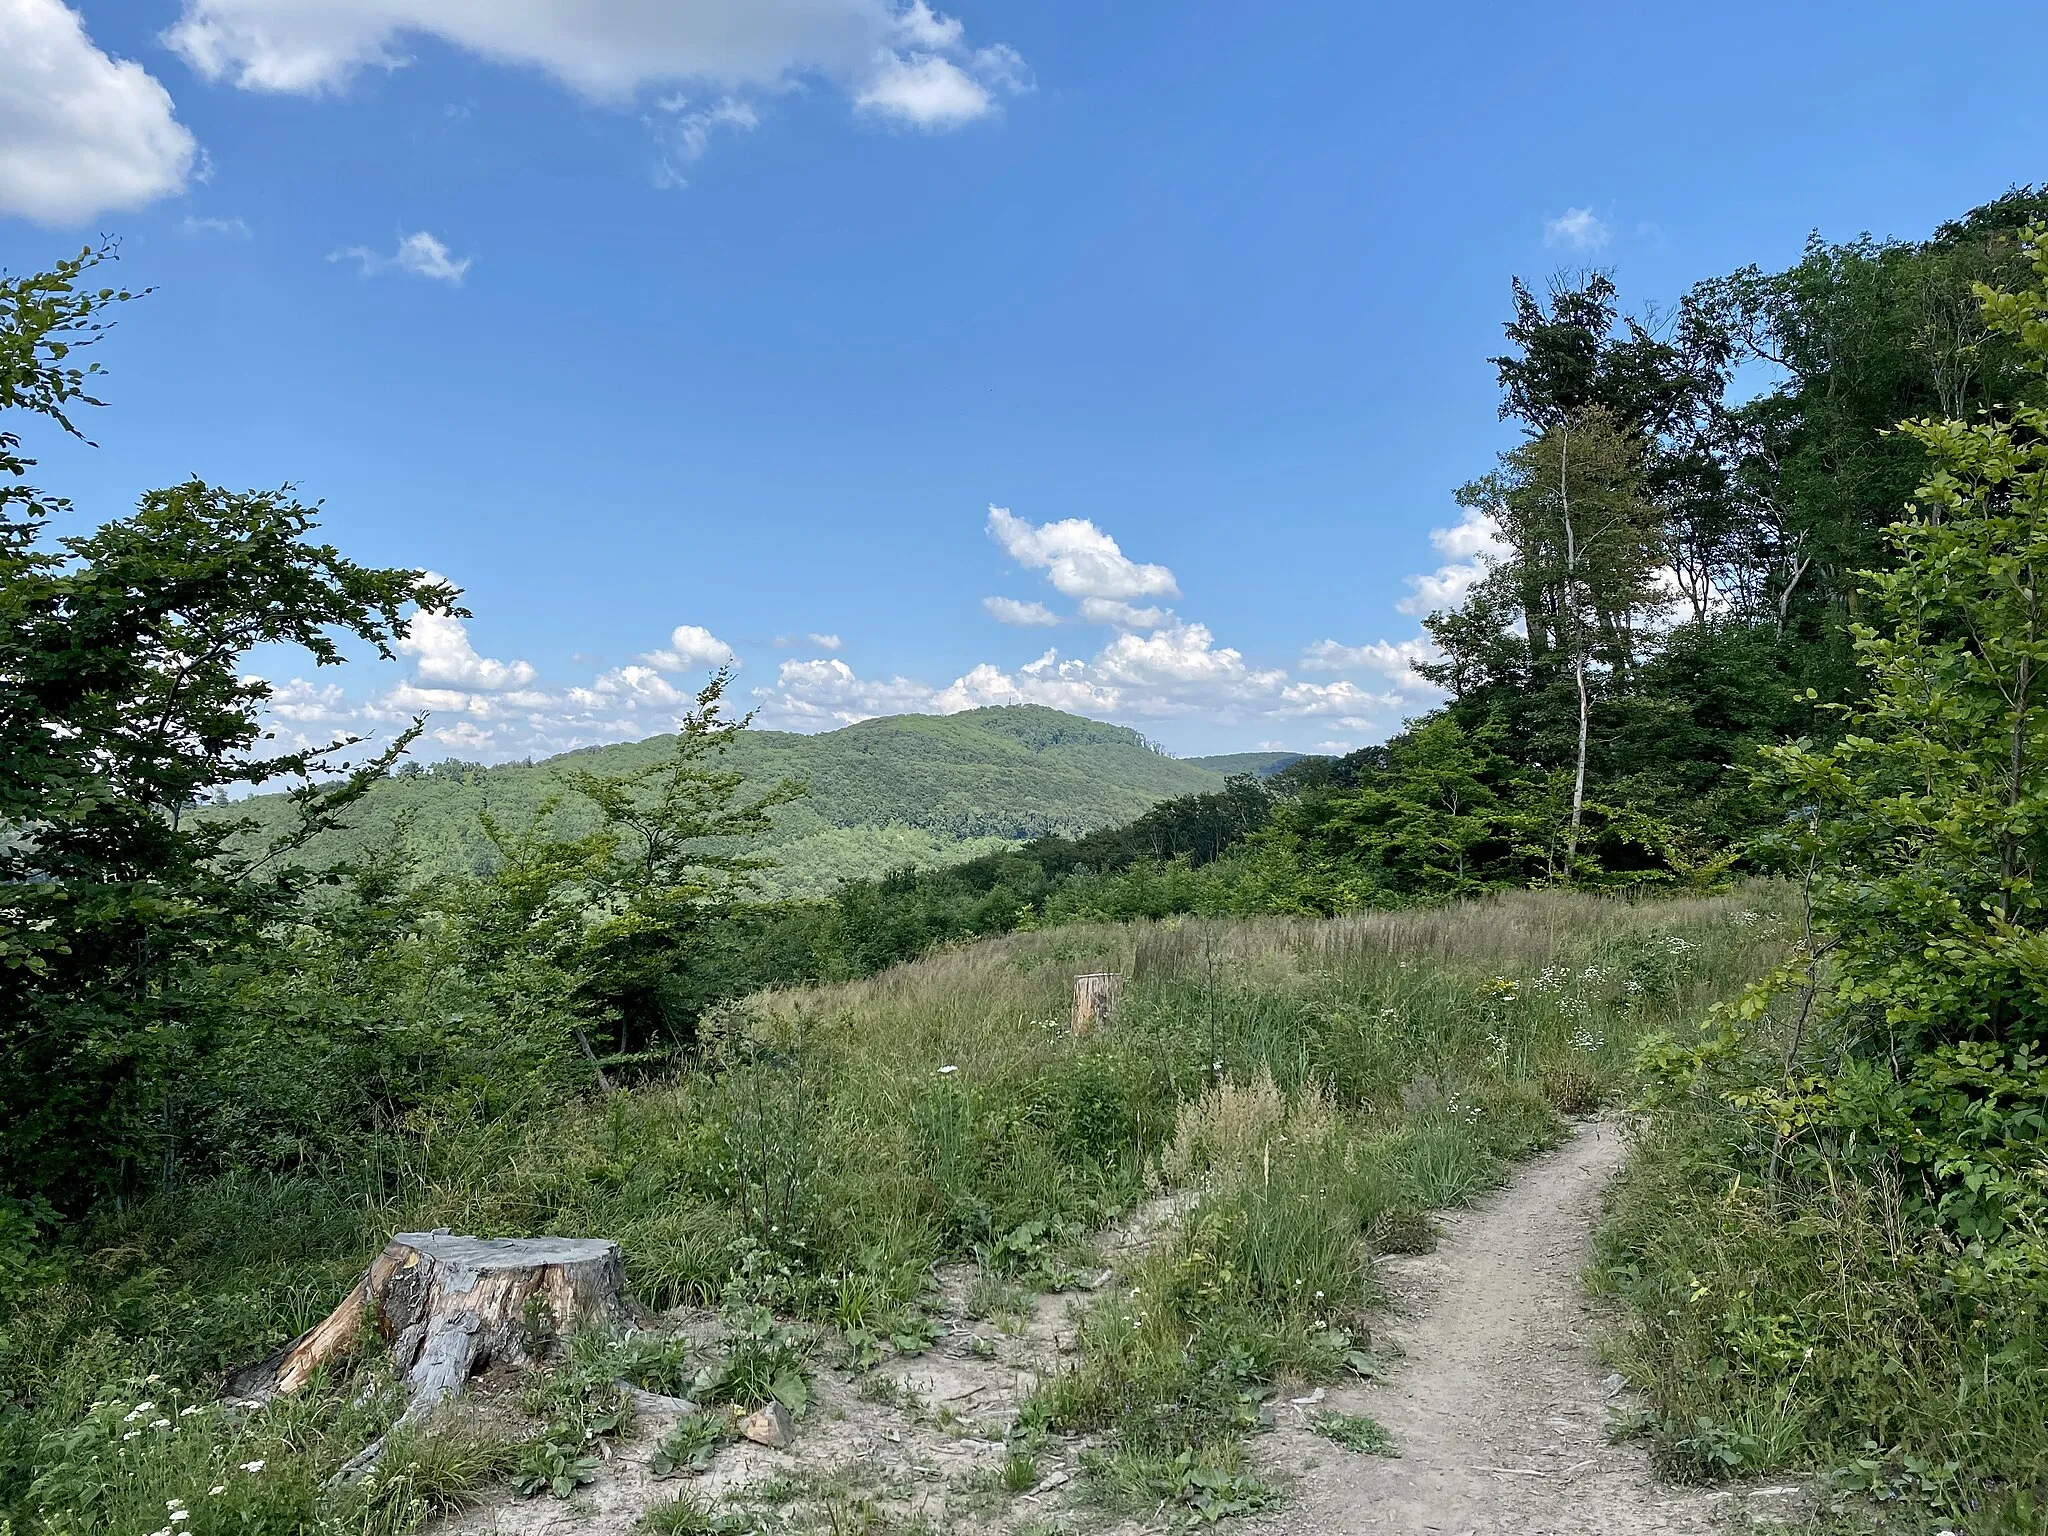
[2,1,2042,760]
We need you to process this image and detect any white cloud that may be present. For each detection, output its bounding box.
[753,618,1297,732]
[986,505,1178,603]
[180,213,250,237]
[1301,637,1436,689]
[260,503,1477,764]
[395,606,537,689]
[641,623,737,671]
[894,0,961,49]
[0,0,198,224]
[572,664,686,708]
[1396,505,1509,616]
[330,230,472,283]
[982,595,1058,627]
[1277,678,1402,720]
[1543,206,1610,251]
[1076,597,1169,629]
[165,0,1025,140]
[265,676,345,723]
[765,656,946,726]
[854,52,988,127]
[430,720,495,752]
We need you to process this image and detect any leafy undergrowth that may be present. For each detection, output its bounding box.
[1598,1089,2048,1536]
[2,888,1785,1533]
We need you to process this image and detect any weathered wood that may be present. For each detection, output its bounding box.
[228,1232,627,1411]
[1071,972,1125,1035]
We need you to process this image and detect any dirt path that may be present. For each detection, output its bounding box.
[1249,1120,1763,1536]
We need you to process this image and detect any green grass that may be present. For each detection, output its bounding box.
[2,887,1787,1533]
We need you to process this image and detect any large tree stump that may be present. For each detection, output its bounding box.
[228,1232,628,1411]
[1071,972,1125,1035]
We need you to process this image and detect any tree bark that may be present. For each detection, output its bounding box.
[227,1232,629,1412]
[1071,972,1125,1036]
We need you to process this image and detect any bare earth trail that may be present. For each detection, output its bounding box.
[1251,1120,1763,1536]
[440,1125,1798,1535]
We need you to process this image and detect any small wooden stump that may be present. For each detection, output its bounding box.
[228,1232,628,1412]
[1071,972,1125,1035]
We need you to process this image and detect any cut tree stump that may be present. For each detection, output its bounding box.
[227,1232,628,1412]
[1071,972,1125,1035]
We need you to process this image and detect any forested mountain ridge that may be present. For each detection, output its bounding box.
[206,704,1241,895]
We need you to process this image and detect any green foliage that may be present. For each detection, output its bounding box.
[1307,1411,1394,1454]
[206,705,1236,898]
[0,249,461,1211]
[692,1306,812,1414]
[648,1412,734,1479]
[2,891,1780,1532]
[1603,228,2048,1530]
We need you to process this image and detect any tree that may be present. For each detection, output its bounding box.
[1448,408,1664,870]
[0,250,459,1206]
[1760,226,2048,1061]
[475,670,805,1071]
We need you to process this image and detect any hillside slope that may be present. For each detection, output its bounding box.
[215,705,1231,896]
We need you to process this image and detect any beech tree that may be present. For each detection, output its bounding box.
[0,250,459,1206]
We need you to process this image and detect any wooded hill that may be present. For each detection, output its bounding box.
[207,705,1282,896]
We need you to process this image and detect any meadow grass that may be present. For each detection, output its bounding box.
[2,887,1788,1534]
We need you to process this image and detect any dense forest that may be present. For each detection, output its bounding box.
[8,191,2048,1532]
[206,706,1261,898]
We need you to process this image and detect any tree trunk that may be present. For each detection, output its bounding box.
[227,1232,629,1413]
[1071,972,1125,1036]
[1568,652,1590,872]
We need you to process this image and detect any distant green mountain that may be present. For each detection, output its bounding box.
[1185,751,1308,780]
[214,705,1235,897]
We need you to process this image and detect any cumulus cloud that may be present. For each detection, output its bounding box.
[986,505,1178,604]
[640,623,736,671]
[395,610,538,690]
[0,0,198,224]
[259,501,1501,764]
[1395,505,1509,617]
[330,230,473,283]
[751,619,1297,732]
[570,664,686,709]
[165,0,1026,144]
[1543,206,1610,251]
[1300,637,1437,689]
[854,52,989,127]
[982,595,1058,627]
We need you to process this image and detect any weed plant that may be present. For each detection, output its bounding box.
[3,888,1784,1531]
